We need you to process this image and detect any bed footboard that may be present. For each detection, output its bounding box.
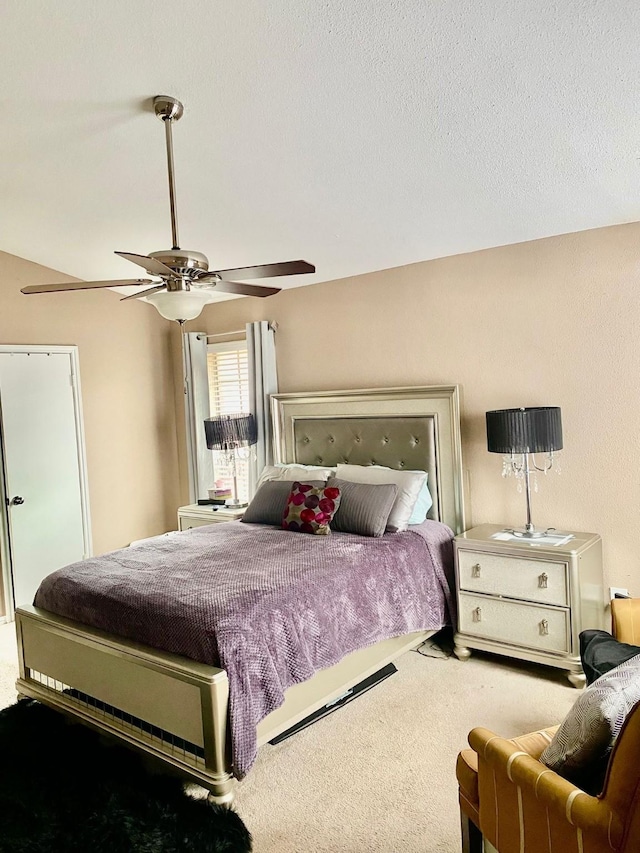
[15,606,235,804]
[16,606,437,803]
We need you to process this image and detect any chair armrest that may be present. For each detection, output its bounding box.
[467,724,558,761]
[468,727,624,850]
[611,598,640,644]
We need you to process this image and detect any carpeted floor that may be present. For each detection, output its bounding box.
[0,622,575,852]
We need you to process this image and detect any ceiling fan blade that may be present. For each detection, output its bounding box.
[21,278,153,295]
[120,284,167,301]
[115,251,177,278]
[211,280,281,298]
[209,260,315,281]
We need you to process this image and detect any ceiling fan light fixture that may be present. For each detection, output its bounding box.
[146,289,213,322]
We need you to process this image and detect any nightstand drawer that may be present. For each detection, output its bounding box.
[458,593,570,654]
[177,505,245,530]
[457,549,568,606]
[179,517,216,531]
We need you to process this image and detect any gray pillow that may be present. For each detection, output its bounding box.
[334,464,426,532]
[327,477,398,538]
[242,480,325,526]
[540,653,640,794]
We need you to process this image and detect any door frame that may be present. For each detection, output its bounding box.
[0,345,92,621]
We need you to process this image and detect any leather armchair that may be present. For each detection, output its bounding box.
[456,599,640,853]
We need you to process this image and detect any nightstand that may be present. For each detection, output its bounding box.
[453,524,606,687]
[177,504,245,531]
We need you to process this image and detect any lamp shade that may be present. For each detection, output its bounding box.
[146,290,213,321]
[204,413,258,450]
[486,407,563,454]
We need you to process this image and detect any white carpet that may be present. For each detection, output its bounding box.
[0,623,575,852]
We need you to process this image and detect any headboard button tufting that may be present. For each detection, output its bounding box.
[286,401,445,526]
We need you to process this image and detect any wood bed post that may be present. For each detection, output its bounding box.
[16,613,28,701]
[200,674,235,804]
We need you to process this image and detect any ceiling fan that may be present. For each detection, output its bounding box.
[21,95,315,322]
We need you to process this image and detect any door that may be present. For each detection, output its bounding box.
[0,348,91,612]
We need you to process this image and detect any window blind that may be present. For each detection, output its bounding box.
[206,340,251,502]
[207,345,249,416]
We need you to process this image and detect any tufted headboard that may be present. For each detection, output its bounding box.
[271,385,465,533]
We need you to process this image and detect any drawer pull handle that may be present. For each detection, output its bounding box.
[473,606,482,622]
[538,572,548,589]
[471,563,482,578]
[540,619,549,636]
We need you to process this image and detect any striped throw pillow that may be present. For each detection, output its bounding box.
[540,653,640,793]
[327,478,398,537]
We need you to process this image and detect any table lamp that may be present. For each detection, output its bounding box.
[204,413,258,507]
[486,406,562,538]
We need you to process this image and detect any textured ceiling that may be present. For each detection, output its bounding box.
[2,1,639,301]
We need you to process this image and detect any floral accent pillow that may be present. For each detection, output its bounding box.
[282,482,341,535]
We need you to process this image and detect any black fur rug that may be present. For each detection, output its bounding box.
[0,700,252,852]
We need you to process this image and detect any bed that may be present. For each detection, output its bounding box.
[14,385,465,803]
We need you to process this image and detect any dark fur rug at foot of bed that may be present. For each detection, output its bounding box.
[0,699,251,853]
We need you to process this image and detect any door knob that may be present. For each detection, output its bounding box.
[10,496,25,506]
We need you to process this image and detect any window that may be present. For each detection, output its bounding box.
[206,340,251,503]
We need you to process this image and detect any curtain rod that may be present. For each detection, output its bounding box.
[197,322,278,342]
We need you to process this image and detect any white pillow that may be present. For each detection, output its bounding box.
[335,464,427,532]
[256,463,336,489]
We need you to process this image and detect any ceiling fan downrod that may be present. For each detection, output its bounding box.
[153,95,184,251]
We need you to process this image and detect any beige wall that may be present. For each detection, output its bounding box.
[0,251,181,575]
[182,221,640,595]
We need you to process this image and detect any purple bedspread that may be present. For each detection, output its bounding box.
[34,519,454,778]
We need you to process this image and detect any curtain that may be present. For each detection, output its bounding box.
[247,321,278,492]
[182,331,214,503]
